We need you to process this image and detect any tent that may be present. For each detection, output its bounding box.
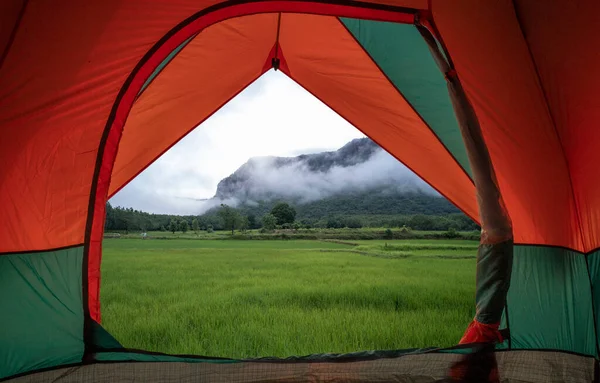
[1,0,598,381]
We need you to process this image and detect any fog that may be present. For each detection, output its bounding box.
[111,146,436,215]
[218,148,437,206]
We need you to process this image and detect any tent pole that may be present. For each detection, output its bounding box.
[415,14,514,346]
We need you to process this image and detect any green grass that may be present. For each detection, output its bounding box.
[352,239,479,246]
[101,239,477,358]
[104,239,347,250]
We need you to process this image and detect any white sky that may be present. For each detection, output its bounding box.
[109,70,365,214]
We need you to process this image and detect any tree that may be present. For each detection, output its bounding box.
[169,219,177,234]
[408,214,435,231]
[444,227,460,238]
[192,218,199,234]
[344,218,363,229]
[104,202,116,230]
[262,214,277,231]
[270,202,296,225]
[239,216,249,232]
[300,219,313,229]
[179,220,189,233]
[247,214,257,229]
[326,217,343,229]
[218,204,239,235]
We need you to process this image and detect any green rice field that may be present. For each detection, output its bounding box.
[101,238,477,358]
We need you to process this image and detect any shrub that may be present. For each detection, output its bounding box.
[344,218,363,229]
[384,228,393,239]
[443,227,460,238]
[326,218,343,229]
[399,225,412,233]
[262,214,277,231]
[300,219,313,229]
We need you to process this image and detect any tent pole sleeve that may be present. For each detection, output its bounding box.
[416,19,514,334]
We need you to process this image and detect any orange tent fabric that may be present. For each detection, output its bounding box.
[433,0,581,250]
[2,1,600,379]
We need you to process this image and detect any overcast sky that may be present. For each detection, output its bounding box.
[109,70,366,214]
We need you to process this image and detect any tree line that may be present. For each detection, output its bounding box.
[104,202,298,234]
[105,202,478,234]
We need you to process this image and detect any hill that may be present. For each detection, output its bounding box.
[203,137,472,228]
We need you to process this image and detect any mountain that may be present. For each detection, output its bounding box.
[214,138,380,201]
[207,138,461,221]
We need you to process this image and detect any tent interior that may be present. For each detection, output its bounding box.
[1,1,600,382]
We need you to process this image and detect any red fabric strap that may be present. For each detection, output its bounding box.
[459,319,503,344]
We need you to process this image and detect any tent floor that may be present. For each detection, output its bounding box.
[7,350,595,383]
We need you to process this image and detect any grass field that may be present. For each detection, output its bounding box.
[108,228,481,241]
[101,238,477,358]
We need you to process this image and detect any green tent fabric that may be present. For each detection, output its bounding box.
[504,246,596,357]
[340,18,473,179]
[0,248,84,379]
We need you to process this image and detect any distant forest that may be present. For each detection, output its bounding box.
[104,196,479,233]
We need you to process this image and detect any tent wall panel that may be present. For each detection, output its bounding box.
[505,246,596,357]
[108,14,279,197]
[0,1,219,253]
[279,13,478,221]
[0,247,84,380]
[340,18,472,179]
[432,0,581,251]
[513,0,600,252]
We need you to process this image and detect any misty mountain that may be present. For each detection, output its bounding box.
[206,138,460,219]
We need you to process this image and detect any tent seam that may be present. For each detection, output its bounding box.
[275,13,281,58]
[0,0,29,72]
[135,33,200,102]
[504,303,512,349]
[0,243,84,256]
[510,0,585,253]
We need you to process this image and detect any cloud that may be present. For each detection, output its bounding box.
[216,147,437,208]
